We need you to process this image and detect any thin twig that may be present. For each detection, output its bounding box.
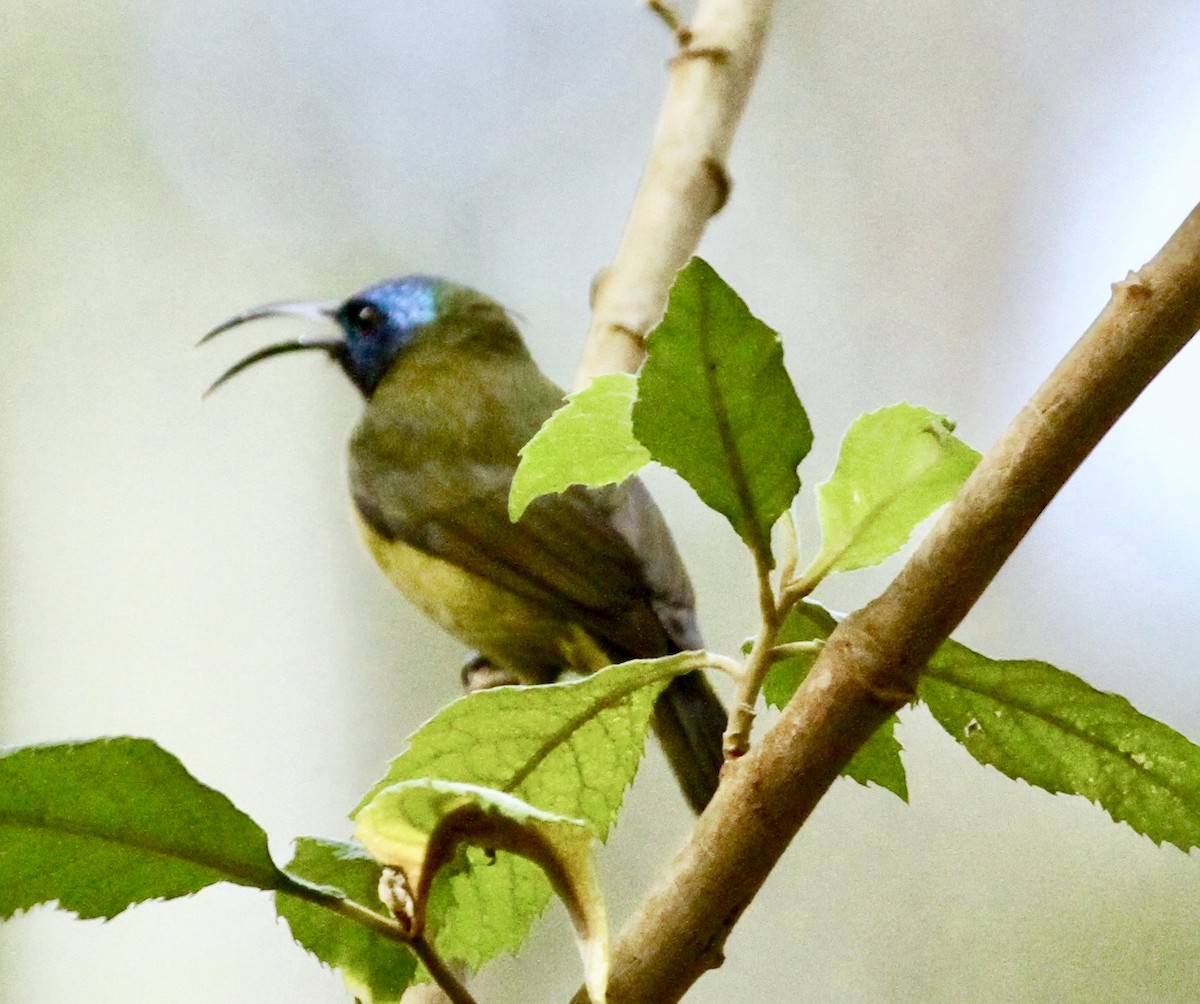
[645,0,691,45]
[279,877,478,1004]
[410,936,480,1004]
[574,0,777,387]
[694,651,746,679]
[724,521,819,754]
[722,574,777,756]
[573,203,1200,1002]
[281,877,412,942]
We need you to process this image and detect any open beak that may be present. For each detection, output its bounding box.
[199,299,344,396]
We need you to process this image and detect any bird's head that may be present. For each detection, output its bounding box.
[201,275,519,397]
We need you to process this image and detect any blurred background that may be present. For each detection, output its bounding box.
[3,1,1200,1000]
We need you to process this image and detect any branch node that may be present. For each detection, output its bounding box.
[670,45,733,68]
[378,867,418,937]
[610,322,647,351]
[1113,269,1153,301]
[696,940,726,972]
[589,267,611,310]
[722,702,757,758]
[703,157,732,216]
[830,612,919,710]
[865,679,918,708]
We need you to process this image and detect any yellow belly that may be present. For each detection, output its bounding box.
[355,512,610,682]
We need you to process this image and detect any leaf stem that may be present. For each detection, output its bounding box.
[769,640,824,661]
[281,875,409,941]
[279,876,479,1004]
[779,562,826,607]
[692,651,745,679]
[724,550,781,756]
[411,935,481,1004]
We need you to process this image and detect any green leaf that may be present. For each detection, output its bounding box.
[762,604,908,801]
[842,716,908,801]
[353,654,696,968]
[357,780,607,1004]
[276,838,418,1004]
[633,257,812,562]
[0,737,283,921]
[921,641,1200,851]
[760,602,839,711]
[803,403,979,580]
[509,372,650,521]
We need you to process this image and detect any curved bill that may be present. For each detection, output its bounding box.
[200,298,346,397]
[204,336,346,397]
[197,299,341,346]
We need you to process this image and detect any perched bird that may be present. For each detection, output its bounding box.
[203,276,726,811]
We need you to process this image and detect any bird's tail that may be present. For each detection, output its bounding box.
[652,670,727,813]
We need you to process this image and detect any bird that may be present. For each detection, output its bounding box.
[202,275,727,812]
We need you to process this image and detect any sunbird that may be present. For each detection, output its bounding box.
[203,275,726,811]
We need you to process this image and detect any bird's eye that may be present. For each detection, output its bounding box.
[351,302,383,336]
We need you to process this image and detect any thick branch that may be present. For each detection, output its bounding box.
[574,0,776,386]
[580,204,1200,1003]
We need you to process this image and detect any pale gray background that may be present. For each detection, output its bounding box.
[3,2,1200,1001]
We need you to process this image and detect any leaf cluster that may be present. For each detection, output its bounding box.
[4,260,1200,1001]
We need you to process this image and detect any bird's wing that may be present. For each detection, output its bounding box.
[352,458,686,661]
[603,477,702,650]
